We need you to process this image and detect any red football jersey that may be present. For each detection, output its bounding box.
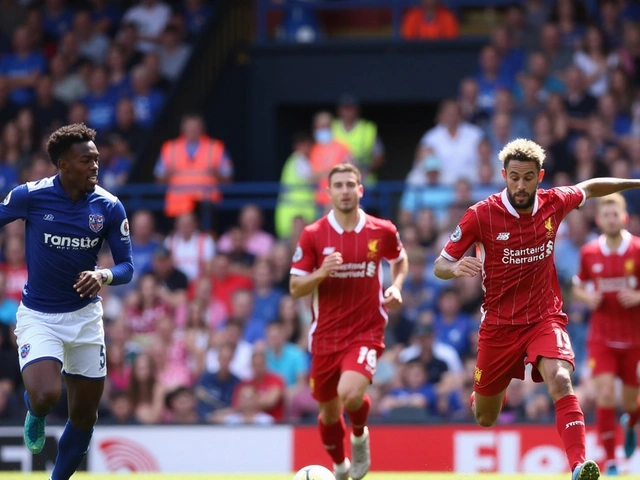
[290,209,404,355]
[442,186,586,326]
[575,230,640,347]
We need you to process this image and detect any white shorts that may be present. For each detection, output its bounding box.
[14,302,107,379]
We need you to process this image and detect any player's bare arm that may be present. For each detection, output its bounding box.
[571,279,603,311]
[618,289,640,308]
[383,251,408,309]
[289,251,343,298]
[577,177,640,199]
[433,255,482,280]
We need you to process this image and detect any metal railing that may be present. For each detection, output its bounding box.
[256,0,518,44]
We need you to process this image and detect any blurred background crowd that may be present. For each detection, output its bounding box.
[1,0,640,427]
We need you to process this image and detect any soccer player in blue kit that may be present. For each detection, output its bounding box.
[0,124,134,480]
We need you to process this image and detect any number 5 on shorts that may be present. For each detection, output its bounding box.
[356,346,377,371]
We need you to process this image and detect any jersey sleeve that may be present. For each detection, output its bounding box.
[441,207,481,262]
[0,185,28,226]
[383,222,405,264]
[551,186,587,219]
[290,228,316,276]
[104,199,134,285]
[573,246,592,286]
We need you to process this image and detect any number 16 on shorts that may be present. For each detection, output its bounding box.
[356,346,378,375]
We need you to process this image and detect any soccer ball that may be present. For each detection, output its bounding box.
[293,464,336,480]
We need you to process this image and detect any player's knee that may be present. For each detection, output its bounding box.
[69,410,98,430]
[475,411,498,428]
[29,386,61,412]
[339,390,364,411]
[546,368,573,399]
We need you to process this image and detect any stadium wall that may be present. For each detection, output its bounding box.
[1,425,638,474]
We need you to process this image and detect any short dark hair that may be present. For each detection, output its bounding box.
[46,123,96,166]
[328,163,362,185]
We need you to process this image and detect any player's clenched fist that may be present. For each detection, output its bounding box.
[584,291,603,311]
[453,257,482,278]
[319,252,343,278]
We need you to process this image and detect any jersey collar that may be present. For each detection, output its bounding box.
[598,229,632,256]
[328,208,366,234]
[500,188,539,218]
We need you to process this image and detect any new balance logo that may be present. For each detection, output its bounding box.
[43,214,54,221]
[496,232,510,241]
[565,420,585,429]
[322,247,336,255]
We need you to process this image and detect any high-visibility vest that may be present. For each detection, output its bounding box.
[309,140,351,205]
[331,119,377,168]
[161,135,224,218]
[274,152,316,239]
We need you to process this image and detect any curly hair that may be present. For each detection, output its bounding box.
[46,123,96,167]
[498,138,545,170]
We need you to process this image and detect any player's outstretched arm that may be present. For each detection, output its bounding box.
[104,201,134,286]
[577,178,640,200]
[434,255,482,280]
[290,252,342,298]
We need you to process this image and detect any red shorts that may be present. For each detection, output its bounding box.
[588,343,640,386]
[309,343,383,402]
[474,316,576,396]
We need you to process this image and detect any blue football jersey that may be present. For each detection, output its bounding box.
[0,175,134,313]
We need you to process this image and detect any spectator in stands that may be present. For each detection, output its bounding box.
[378,360,435,418]
[0,78,17,129]
[179,299,214,376]
[218,227,254,276]
[274,131,315,240]
[208,253,253,314]
[123,0,171,53]
[129,351,165,424]
[504,3,537,52]
[457,78,487,126]
[124,273,171,339]
[0,26,47,106]
[0,271,17,327]
[93,136,132,191]
[485,112,520,163]
[115,23,144,69]
[106,342,131,393]
[251,259,283,324]
[155,113,234,219]
[598,0,623,49]
[548,0,590,49]
[417,99,483,185]
[218,204,275,258]
[572,135,609,182]
[142,52,172,93]
[42,0,74,41]
[73,9,109,65]
[108,99,146,155]
[563,65,598,133]
[205,321,253,381]
[493,88,531,139]
[229,289,265,344]
[0,0,25,40]
[232,348,285,423]
[158,25,192,82]
[147,246,188,308]
[104,391,137,425]
[1,236,26,304]
[183,0,213,40]
[164,212,215,282]
[165,387,199,424]
[130,210,162,278]
[617,22,640,87]
[401,0,458,40]
[0,123,25,188]
[178,276,227,332]
[90,0,122,37]
[196,342,240,422]
[269,242,294,292]
[490,26,525,84]
[82,66,118,131]
[517,52,565,103]
[58,31,86,72]
[264,320,308,388]
[276,294,307,349]
[539,23,574,78]
[555,210,595,285]
[128,65,165,128]
[32,75,67,133]
[49,54,87,105]
[573,25,619,98]
[332,94,384,185]
[220,383,275,425]
[609,66,634,111]
[433,288,474,358]
[401,154,453,221]
[151,315,191,391]
[398,322,462,378]
[106,45,131,98]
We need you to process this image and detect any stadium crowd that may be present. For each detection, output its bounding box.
[1,0,640,427]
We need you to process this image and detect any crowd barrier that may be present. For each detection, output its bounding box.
[1,424,637,473]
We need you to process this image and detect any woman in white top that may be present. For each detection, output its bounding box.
[573,25,619,97]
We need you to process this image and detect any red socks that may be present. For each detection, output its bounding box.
[345,395,371,437]
[318,415,346,465]
[555,394,586,471]
[627,398,640,427]
[596,407,616,463]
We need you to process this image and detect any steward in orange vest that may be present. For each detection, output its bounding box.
[158,134,229,218]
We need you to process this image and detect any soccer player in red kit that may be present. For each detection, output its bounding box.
[572,193,640,475]
[434,138,640,480]
[290,163,408,480]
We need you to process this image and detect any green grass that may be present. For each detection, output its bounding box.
[0,474,637,480]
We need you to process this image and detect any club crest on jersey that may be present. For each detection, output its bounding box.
[89,214,104,233]
[20,344,30,359]
[450,225,462,243]
[545,217,554,238]
[625,259,635,275]
[367,239,379,259]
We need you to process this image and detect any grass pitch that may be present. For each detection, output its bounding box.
[1,474,637,480]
